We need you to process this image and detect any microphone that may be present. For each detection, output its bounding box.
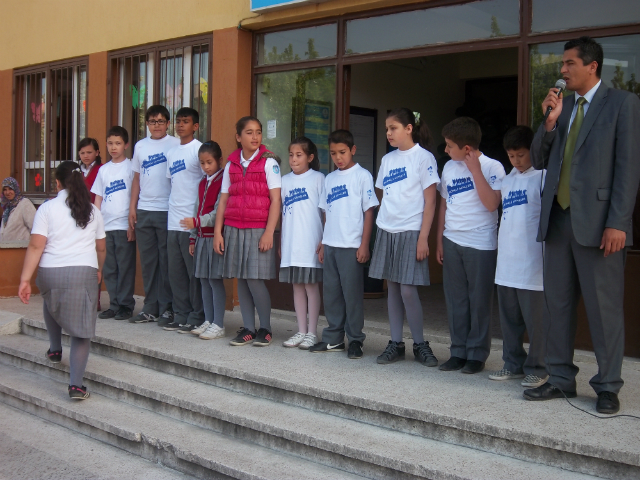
[543,79,567,122]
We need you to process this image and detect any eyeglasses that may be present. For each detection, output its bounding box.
[148,120,167,126]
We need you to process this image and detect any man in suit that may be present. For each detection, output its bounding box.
[524,36,640,414]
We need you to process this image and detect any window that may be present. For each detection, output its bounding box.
[532,0,640,33]
[14,61,87,195]
[256,24,338,66]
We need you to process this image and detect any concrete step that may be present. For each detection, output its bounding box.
[0,362,368,480]
[0,332,600,480]
[16,315,640,480]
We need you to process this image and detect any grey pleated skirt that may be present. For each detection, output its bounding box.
[369,229,430,286]
[193,236,223,279]
[36,266,99,338]
[279,266,323,284]
[217,226,276,280]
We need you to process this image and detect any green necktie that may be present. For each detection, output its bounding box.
[557,97,587,209]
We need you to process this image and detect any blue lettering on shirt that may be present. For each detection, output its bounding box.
[326,184,348,212]
[382,167,407,187]
[428,165,434,177]
[169,159,186,176]
[283,187,309,215]
[502,189,528,220]
[447,177,474,197]
[105,179,126,201]
[142,153,167,175]
[490,175,497,185]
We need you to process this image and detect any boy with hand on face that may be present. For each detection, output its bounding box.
[436,117,506,375]
[92,126,136,321]
[309,129,379,359]
[129,105,180,325]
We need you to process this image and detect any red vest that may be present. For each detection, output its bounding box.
[83,162,102,203]
[224,145,274,229]
[194,173,223,237]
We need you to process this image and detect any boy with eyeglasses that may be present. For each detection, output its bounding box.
[128,105,180,325]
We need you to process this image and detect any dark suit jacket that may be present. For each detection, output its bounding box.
[531,83,640,247]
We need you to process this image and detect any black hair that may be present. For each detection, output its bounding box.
[328,129,354,149]
[503,125,534,152]
[564,36,603,78]
[199,140,223,161]
[441,117,482,150]
[290,136,320,171]
[145,105,171,122]
[387,108,434,153]
[106,126,129,145]
[235,116,263,149]
[56,161,93,229]
[176,107,199,125]
[77,138,102,166]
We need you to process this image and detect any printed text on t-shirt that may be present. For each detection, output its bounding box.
[283,187,309,214]
[142,153,167,175]
[169,159,186,176]
[447,177,474,196]
[105,179,126,200]
[327,185,348,203]
[383,167,407,187]
[503,189,528,209]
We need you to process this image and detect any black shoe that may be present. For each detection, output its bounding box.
[461,360,485,374]
[46,349,62,363]
[377,341,405,364]
[413,341,438,367]
[309,341,345,353]
[596,391,620,414]
[163,321,182,331]
[114,307,133,321]
[229,328,256,346]
[130,312,157,324]
[177,324,197,334]
[254,328,273,347]
[68,385,90,400]
[98,309,116,319]
[438,356,466,371]
[347,341,363,359]
[157,310,174,327]
[523,383,577,401]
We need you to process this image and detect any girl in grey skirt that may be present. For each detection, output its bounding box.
[214,116,282,347]
[369,108,440,367]
[18,161,107,400]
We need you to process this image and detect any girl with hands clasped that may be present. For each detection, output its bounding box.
[180,141,226,340]
[213,117,282,347]
[369,108,441,367]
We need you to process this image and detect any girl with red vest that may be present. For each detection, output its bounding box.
[180,141,226,340]
[214,116,282,347]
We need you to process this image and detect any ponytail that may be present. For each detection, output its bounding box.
[56,161,93,229]
[387,108,434,154]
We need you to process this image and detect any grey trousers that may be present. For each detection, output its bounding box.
[167,231,204,326]
[442,236,497,362]
[104,230,136,311]
[135,209,172,315]
[544,204,625,394]
[321,245,366,345]
[497,285,546,377]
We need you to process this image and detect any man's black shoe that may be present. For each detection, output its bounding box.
[377,340,405,364]
[461,360,485,374]
[309,342,345,353]
[98,309,116,319]
[438,356,466,371]
[347,341,363,359]
[523,383,577,401]
[596,391,620,414]
[114,307,133,321]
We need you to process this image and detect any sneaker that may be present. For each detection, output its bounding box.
[489,369,525,381]
[68,385,90,400]
[347,341,364,359]
[98,309,116,319]
[191,321,211,335]
[163,321,182,331]
[157,310,174,327]
[309,341,345,353]
[230,328,256,346]
[521,374,549,388]
[254,328,273,347]
[114,307,133,321]
[283,332,306,348]
[130,312,157,324]
[46,349,62,363]
[413,341,438,367]
[200,324,225,340]
[177,324,197,334]
[377,340,405,364]
[298,333,317,350]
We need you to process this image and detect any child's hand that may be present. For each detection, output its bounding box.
[356,244,370,264]
[128,210,137,230]
[18,280,31,304]
[180,217,195,230]
[214,232,225,255]
[189,244,195,256]
[463,149,482,175]
[97,271,102,284]
[417,235,429,261]
[316,243,324,264]
[127,227,136,242]
[436,242,444,265]
[259,231,274,252]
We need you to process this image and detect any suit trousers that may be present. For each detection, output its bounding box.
[544,203,625,394]
[104,230,136,311]
[167,231,204,326]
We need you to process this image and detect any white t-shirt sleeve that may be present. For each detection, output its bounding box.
[30,206,49,237]
[488,162,506,191]
[94,207,106,240]
[264,159,282,189]
[438,170,449,199]
[131,148,141,174]
[220,163,232,194]
[374,158,385,190]
[90,169,104,197]
[420,153,440,190]
[361,170,379,212]
[318,177,327,211]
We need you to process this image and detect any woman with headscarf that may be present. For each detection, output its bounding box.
[0,177,36,242]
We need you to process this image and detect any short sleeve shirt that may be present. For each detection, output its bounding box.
[166,139,203,231]
[131,134,180,211]
[91,159,134,231]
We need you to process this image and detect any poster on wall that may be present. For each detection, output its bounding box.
[303,102,332,174]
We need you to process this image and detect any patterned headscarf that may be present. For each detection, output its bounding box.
[1,177,24,227]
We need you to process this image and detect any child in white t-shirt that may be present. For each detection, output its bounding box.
[91,126,136,321]
[370,108,440,367]
[489,126,548,388]
[279,137,325,350]
[309,130,379,359]
[436,117,506,374]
